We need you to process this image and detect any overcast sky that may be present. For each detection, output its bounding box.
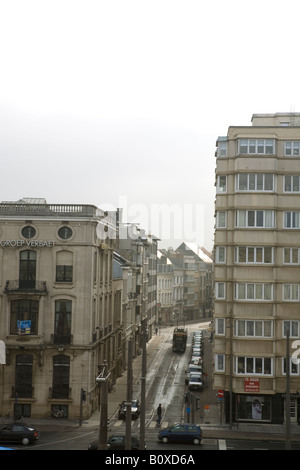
[1,0,299,252]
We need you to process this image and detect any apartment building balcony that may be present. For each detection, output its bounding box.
[4,280,47,295]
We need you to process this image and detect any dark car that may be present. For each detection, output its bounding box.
[88,435,146,450]
[118,399,141,420]
[158,423,202,445]
[0,424,39,445]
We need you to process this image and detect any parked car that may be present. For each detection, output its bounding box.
[188,373,203,391]
[185,365,202,384]
[158,423,202,445]
[88,435,146,450]
[0,424,39,445]
[118,399,141,420]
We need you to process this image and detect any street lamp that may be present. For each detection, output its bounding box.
[96,360,110,450]
[139,327,147,449]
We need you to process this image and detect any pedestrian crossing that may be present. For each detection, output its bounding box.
[111,419,166,429]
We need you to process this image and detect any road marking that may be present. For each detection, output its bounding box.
[218,439,227,450]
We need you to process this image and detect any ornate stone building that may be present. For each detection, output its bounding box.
[0,199,119,420]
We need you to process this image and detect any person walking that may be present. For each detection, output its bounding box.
[156,403,162,426]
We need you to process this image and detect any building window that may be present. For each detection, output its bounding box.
[21,226,36,239]
[283,284,300,301]
[217,175,227,193]
[236,357,272,375]
[58,226,73,240]
[236,210,275,228]
[238,139,275,155]
[283,320,299,338]
[283,358,299,375]
[285,141,300,156]
[235,173,274,192]
[284,175,300,192]
[10,299,39,335]
[235,246,273,264]
[15,354,33,398]
[216,318,225,335]
[216,282,225,299]
[217,140,227,157]
[19,250,36,289]
[52,355,70,399]
[216,246,226,263]
[216,211,226,228]
[54,300,72,344]
[235,320,273,337]
[56,251,73,282]
[284,211,300,228]
[215,354,225,372]
[234,283,273,301]
[283,248,300,264]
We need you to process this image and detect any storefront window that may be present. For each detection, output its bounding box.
[237,396,271,421]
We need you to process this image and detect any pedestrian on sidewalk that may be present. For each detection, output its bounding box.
[156,403,162,426]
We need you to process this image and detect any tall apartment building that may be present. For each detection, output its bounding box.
[214,113,300,425]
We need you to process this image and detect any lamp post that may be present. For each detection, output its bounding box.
[285,329,291,450]
[139,327,147,449]
[96,360,110,450]
[125,337,133,450]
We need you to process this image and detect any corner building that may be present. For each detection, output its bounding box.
[0,200,118,420]
[214,113,300,425]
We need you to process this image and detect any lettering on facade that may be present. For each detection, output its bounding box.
[0,240,55,247]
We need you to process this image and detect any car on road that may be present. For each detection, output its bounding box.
[0,423,39,445]
[118,399,141,420]
[158,423,202,445]
[88,435,146,450]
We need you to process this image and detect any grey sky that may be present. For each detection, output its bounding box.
[1,0,299,252]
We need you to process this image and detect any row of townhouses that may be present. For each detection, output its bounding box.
[0,199,212,420]
[214,112,300,425]
[157,243,213,325]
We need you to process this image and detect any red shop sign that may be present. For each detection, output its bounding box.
[244,377,259,393]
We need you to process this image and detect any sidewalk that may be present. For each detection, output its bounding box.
[27,328,300,442]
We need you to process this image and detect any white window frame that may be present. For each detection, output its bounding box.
[216,246,226,264]
[236,210,275,228]
[282,358,300,375]
[283,247,300,265]
[284,175,300,193]
[216,211,227,228]
[284,211,300,228]
[235,173,275,192]
[217,175,227,193]
[283,284,300,301]
[215,354,225,372]
[285,141,300,156]
[235,319,273,338]
[238,139,275,155]
[218,141,227,157]
[235,357,273,375]
[283,320,299,338]
[234,283,273,301]
[235,246,274,264]
[216,318,225,335]
[216,282,226,299]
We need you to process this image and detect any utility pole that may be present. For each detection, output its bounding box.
[96,360,110,450]
[125,337,133,450]
[139,328,147,449]
[286,329,291,450]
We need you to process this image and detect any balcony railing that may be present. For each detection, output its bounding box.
[4,280,47,294]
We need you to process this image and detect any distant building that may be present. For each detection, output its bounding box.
[214,113,300,425]
[157,243,213,324]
